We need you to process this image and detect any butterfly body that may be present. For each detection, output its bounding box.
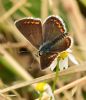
[39,33,66,55]
[15,15,72,69]
[39,41,52,55]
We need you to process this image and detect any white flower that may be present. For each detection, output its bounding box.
[35,82,55,100]
[59,56,68,70]
[50,49,79,71]
[44,84,55,100]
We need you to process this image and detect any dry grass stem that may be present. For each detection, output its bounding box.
[0,46,34,81]
[57,80,74,100]
[41,0,48,20]
[61,0,86,57]
[42,76,86,100]
[0,0,26,23]
[55,77,86,95]
[48,0,59,15]
[11,0,32,17]
[0,62,86,94]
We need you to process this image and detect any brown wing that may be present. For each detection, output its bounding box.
[15,18,43,49]
[40,53,58,69]
[51,36,72,52]
[43,15,66,42]
[40,37,71,69]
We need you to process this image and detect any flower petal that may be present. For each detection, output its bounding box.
[68,54,79,65]
[49,57,57,71]
[66,48,72,53]
[59,57,68,71]
[44,84,55,100]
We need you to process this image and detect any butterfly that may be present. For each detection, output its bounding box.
[15,15,71,70]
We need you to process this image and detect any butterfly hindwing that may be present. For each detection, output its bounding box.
[40,36,71,69]
[15,18,43,49]
[51,36,72,52]
[40,53,58,69]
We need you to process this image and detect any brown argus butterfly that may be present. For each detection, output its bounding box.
[15,15,71,69]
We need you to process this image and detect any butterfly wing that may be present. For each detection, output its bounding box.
[15,18,43,49]
[43,15,66,42]
[43,15,72,52]
[40,53,58,69]
[51,36,72,52]
[40,16,71,69]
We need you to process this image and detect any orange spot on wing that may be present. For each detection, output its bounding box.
[35,22,40,24]
[54,19,57,22]
[56,21,59,25]
[60,28,64,33]
[55,21,62,28]
[31,21,34,24]
[57,24,62,28]
[24,21,27,24]
[30,21,40,24]
[27,21,30,24]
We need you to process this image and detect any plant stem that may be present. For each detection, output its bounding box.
[52,60,59,92]
[39,92,43,100]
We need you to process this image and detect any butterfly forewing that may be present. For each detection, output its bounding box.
[15,18,43,49]
[43,16,66,42]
